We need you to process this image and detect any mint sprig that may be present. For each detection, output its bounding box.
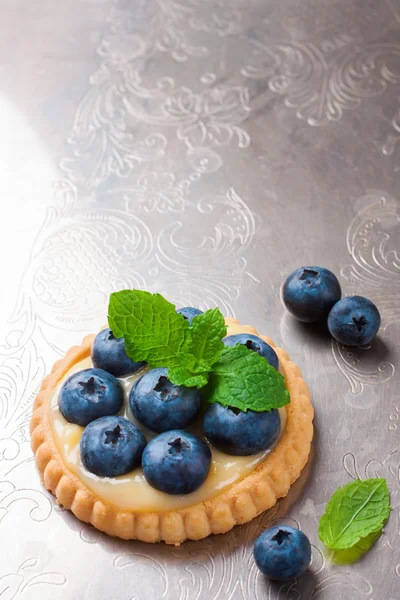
[108,290,192,368]
[108,289,290,412]
[318,478,391,558]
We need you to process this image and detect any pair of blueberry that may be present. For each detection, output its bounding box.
[282,266,381,346]
[81,418,211,495]
[130,361,280,457]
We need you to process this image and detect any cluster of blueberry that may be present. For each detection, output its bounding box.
[59,308,282,496]
[282,266,381,346]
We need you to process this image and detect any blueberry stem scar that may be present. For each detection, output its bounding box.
[104,425,122,445]
[272,529,291,545]
[168,437,189,454]
[154,375,179,401]
[352,315,367,331]
[78,376,106,397]
[154,376,170,392]
[299,269,318,281]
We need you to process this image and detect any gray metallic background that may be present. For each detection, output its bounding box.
[0,0,399,598]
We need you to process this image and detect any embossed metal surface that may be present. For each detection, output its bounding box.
[0,1,399,598]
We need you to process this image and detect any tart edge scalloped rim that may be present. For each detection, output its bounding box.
[30,318,314,546]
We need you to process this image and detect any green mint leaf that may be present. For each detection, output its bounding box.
[168,353,210,388]
[108,290,192,369]
[318,478,391,551]
[203,344,290,412]
[168,365,209,389]
[187,308,227,366]
[329,530,382,565]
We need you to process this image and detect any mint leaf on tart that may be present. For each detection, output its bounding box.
[108,290,216,388]
[187,308,227,366]
[203,344,290,412]
[318,478,391,556]
[108,290,193,371]
[168,353,211,389]
[166,366,209,389]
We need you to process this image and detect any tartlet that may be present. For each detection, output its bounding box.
[30,318,313,545]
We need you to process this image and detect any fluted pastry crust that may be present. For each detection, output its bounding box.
[30,318,313,545]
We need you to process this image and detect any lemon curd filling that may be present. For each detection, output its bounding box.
[49,324,287,511]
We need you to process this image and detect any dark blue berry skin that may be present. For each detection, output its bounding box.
[80,416,146,477]
[328,295,381,346]
[203,403,280,456]
[254,526,311,581]
[176,307,203,325]
[91,328,145,377]
[59,368,123,426]
[223,333,279,370]
[282,266,341,323]
[142,430,212,494]
[129,368,201,433]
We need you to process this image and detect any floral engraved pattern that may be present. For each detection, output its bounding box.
[163,86,250,149]
[243,41,400,126]
[0,481,52,525]
[331,192,399,394]
[23,207,153,329]
[0,558,66,600]
[155,187,258,314]
[0,0,400,597]
[0,344,45,463]
[124,172,185,213]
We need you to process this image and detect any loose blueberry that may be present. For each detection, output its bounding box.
[142,430,211,494]
[91,328,145,377]
[254,526,311,581]
[328,295,381,346]
[129,368,201,433]
[223,333,279,370]
[80,415,146,477]
[59,368,123,426]
[282,266,341,323]
[203,403,281,456]
[176,307,203,325]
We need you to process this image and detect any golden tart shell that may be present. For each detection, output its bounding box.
[30,318,313,545]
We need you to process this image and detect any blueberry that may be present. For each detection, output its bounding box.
[282,266,341,323]
[129,368,201,433]
[203,403,280,456]
[80,415,146,477]
[254,526,311,581]
[91,328,145,377]
[223,333,279,370]
[59,368,123,426]
[328,295,381,346]
[176,307,203,325]
[142,430,211,494]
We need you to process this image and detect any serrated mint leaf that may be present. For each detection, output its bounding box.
[203,344,290,412]
[318,478,391,551]
[108,290,192,369]
[188,308,227,366]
